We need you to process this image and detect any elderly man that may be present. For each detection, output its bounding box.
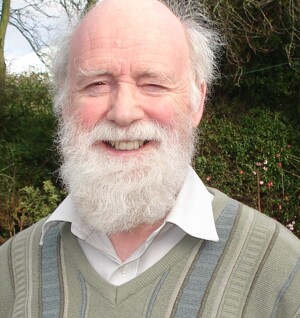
[1,0,300,317]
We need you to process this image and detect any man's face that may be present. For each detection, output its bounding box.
[58,0,205,233]
[67,0,202,152]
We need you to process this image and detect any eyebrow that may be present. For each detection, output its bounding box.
[138,70,175,84]
[74,69,115,89]
[76,68,113,79]
[75,68,175,85]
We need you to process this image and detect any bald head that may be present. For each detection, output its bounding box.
[69,0,190,78]
[81,0,186,34]
[52,0,221,115]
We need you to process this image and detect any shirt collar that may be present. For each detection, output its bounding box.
[40,166,219,245]
[166,166,219,241]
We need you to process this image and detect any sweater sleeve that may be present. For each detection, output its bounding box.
[0,220,44,318]
[243,215,300,318]
[271,224,300,318]
[0,238,15,317]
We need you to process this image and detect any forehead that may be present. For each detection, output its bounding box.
[69,0,190,76]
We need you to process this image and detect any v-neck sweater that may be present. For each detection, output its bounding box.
[1,188,300,318]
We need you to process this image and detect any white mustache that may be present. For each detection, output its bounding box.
[85,121,169,144]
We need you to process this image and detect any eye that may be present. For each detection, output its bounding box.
[85,81,112,95]
[141,83,168,93]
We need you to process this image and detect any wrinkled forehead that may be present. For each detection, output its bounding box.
[69,0,189,61]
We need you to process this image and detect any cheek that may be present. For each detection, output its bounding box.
[144,95,189,128]
[72,97,108,128]
[69,93,190,129]
[147,103,176,126]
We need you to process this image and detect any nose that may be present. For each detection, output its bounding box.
[106,83,144,126]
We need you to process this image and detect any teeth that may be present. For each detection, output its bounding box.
[107,140,147,151]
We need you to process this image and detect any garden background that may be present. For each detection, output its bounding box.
[0,0,299,243]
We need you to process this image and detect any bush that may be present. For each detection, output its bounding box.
[0,180,65,243]
[0,72,59,187]
[195,106,300,237]
[0,72,62,243]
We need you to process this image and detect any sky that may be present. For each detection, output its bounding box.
[4,1,70,74]
[5,24,46,74]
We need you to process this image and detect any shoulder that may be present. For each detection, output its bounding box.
[208,186,299,250]
[0,218,50,316]
[209,187,300,317]
[0,218,47,276]
[0,217,47,253]
[0,218,47,284]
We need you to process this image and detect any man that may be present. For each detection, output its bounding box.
[1,0,299,317]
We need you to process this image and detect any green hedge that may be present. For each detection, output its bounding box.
[195,105,299,236]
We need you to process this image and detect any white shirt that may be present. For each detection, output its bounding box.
[41,167,219,285]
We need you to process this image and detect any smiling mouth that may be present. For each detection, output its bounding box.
[104,140,150,151]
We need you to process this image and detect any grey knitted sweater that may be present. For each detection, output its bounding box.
[1,188,300,317]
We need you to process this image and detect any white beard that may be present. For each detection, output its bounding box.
[58,117,196,234]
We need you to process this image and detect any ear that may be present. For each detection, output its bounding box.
[192,83,207,128]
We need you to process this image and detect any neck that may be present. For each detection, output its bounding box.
[109,220,164,262]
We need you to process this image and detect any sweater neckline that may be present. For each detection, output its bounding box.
[60,188,227,305]
[61,223,202,304]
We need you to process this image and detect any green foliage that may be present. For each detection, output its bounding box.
[195,106,300,236]
[0,72,59,187]
[0,72,62,243]
[203,0,300,117]
[0,180,65,243]
[18,180,64,225]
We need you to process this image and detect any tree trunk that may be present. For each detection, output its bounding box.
[0,0,11,92]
